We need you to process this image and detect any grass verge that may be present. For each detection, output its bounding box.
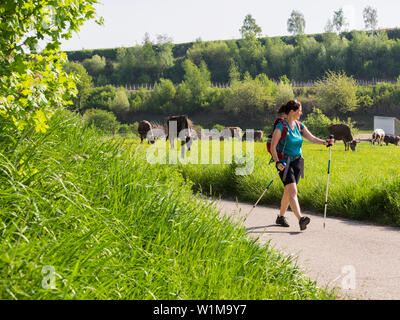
[0,110,335,299]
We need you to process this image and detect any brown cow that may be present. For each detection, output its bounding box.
[242,130,263,142]
[220,126,242,140]
[138,120,155,144]
[254,130,263,142]
[227,126,242,139]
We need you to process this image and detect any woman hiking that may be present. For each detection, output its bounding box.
[271,100,334,231]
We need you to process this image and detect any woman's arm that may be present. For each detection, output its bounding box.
[271,128,283,163]
[301,126,331,145]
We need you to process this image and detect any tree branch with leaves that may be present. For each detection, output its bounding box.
[0,0,101,141]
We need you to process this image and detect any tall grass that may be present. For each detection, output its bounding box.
[179,140,400,226]
[0,110,334,299]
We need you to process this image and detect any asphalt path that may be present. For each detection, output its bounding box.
[212,198,400,300]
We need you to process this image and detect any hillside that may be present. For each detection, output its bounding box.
[65,27,400,62]
[63,27,400,86]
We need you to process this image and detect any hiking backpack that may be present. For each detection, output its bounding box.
[266,117,301,162]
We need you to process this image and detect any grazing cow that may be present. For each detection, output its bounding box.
[166,115,193,158]
[191,127,202,141]
[228,126,243,139]
[328,124,358,151]
[138,120,155,144]
[220,126,243,140]
[372,128,385,146]
[242,130,263,142]
[383,134,400,146]
[254,130,263,142]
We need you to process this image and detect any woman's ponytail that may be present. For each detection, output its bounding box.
[278,100,301,114]
[278,103,287,114]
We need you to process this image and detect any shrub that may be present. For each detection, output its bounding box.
[262,125,273,137]
[130,122,139,135]
[212,124,225,131]
[302,107,332,138]
[118,124,131,136]
[84,85,117,112]
[83,108,120,134]
[314,71,358,115]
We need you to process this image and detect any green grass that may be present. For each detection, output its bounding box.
[0,110,334,300]
[176,139,400,227]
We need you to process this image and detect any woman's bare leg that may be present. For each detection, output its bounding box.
[280,187,290,216]
[285,183,303,221]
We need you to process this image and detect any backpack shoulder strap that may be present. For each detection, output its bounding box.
[277,117,289,138]
[295,120,304,134]
[274,117,288,130]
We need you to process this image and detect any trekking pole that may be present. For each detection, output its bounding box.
[323,134,334,229]
[246,162,286,217]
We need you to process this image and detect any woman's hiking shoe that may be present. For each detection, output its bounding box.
[299,216,310,230]
[276,215,289,227]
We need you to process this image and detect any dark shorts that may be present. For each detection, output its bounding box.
[279,157,304,186]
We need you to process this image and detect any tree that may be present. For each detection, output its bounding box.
[63,62,93,112]
[155,34,174,79]
[181,59,211,110]
[137,34,158,82]
[223,74,276,118]
[174,82,191,112]
[0,0,100,141]
[84,85,116,112]
[187,41,232,82]
[239,14,262,39]
[287,10,306,36]
[151,78,176,112]
[363,6,378,31]
[321,32,348,74]
[289,37,326,80]
[82,54,106,76]
[238,15,265,77]
[314,71,358,115]
[264,38,294,79]
[332,8,348,34]
[324,19,335,33]
[156,34,173,45]
[228,60,241,84]
[128,88,151,112]
[115,33,173,84]
[275,81,294,108]
[110,87,130,119]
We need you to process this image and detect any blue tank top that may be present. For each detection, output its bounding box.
[275,119,305,157]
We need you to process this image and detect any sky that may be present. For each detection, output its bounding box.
[60,0,400,51]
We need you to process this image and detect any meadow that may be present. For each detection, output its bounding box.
[0,110,334,300]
